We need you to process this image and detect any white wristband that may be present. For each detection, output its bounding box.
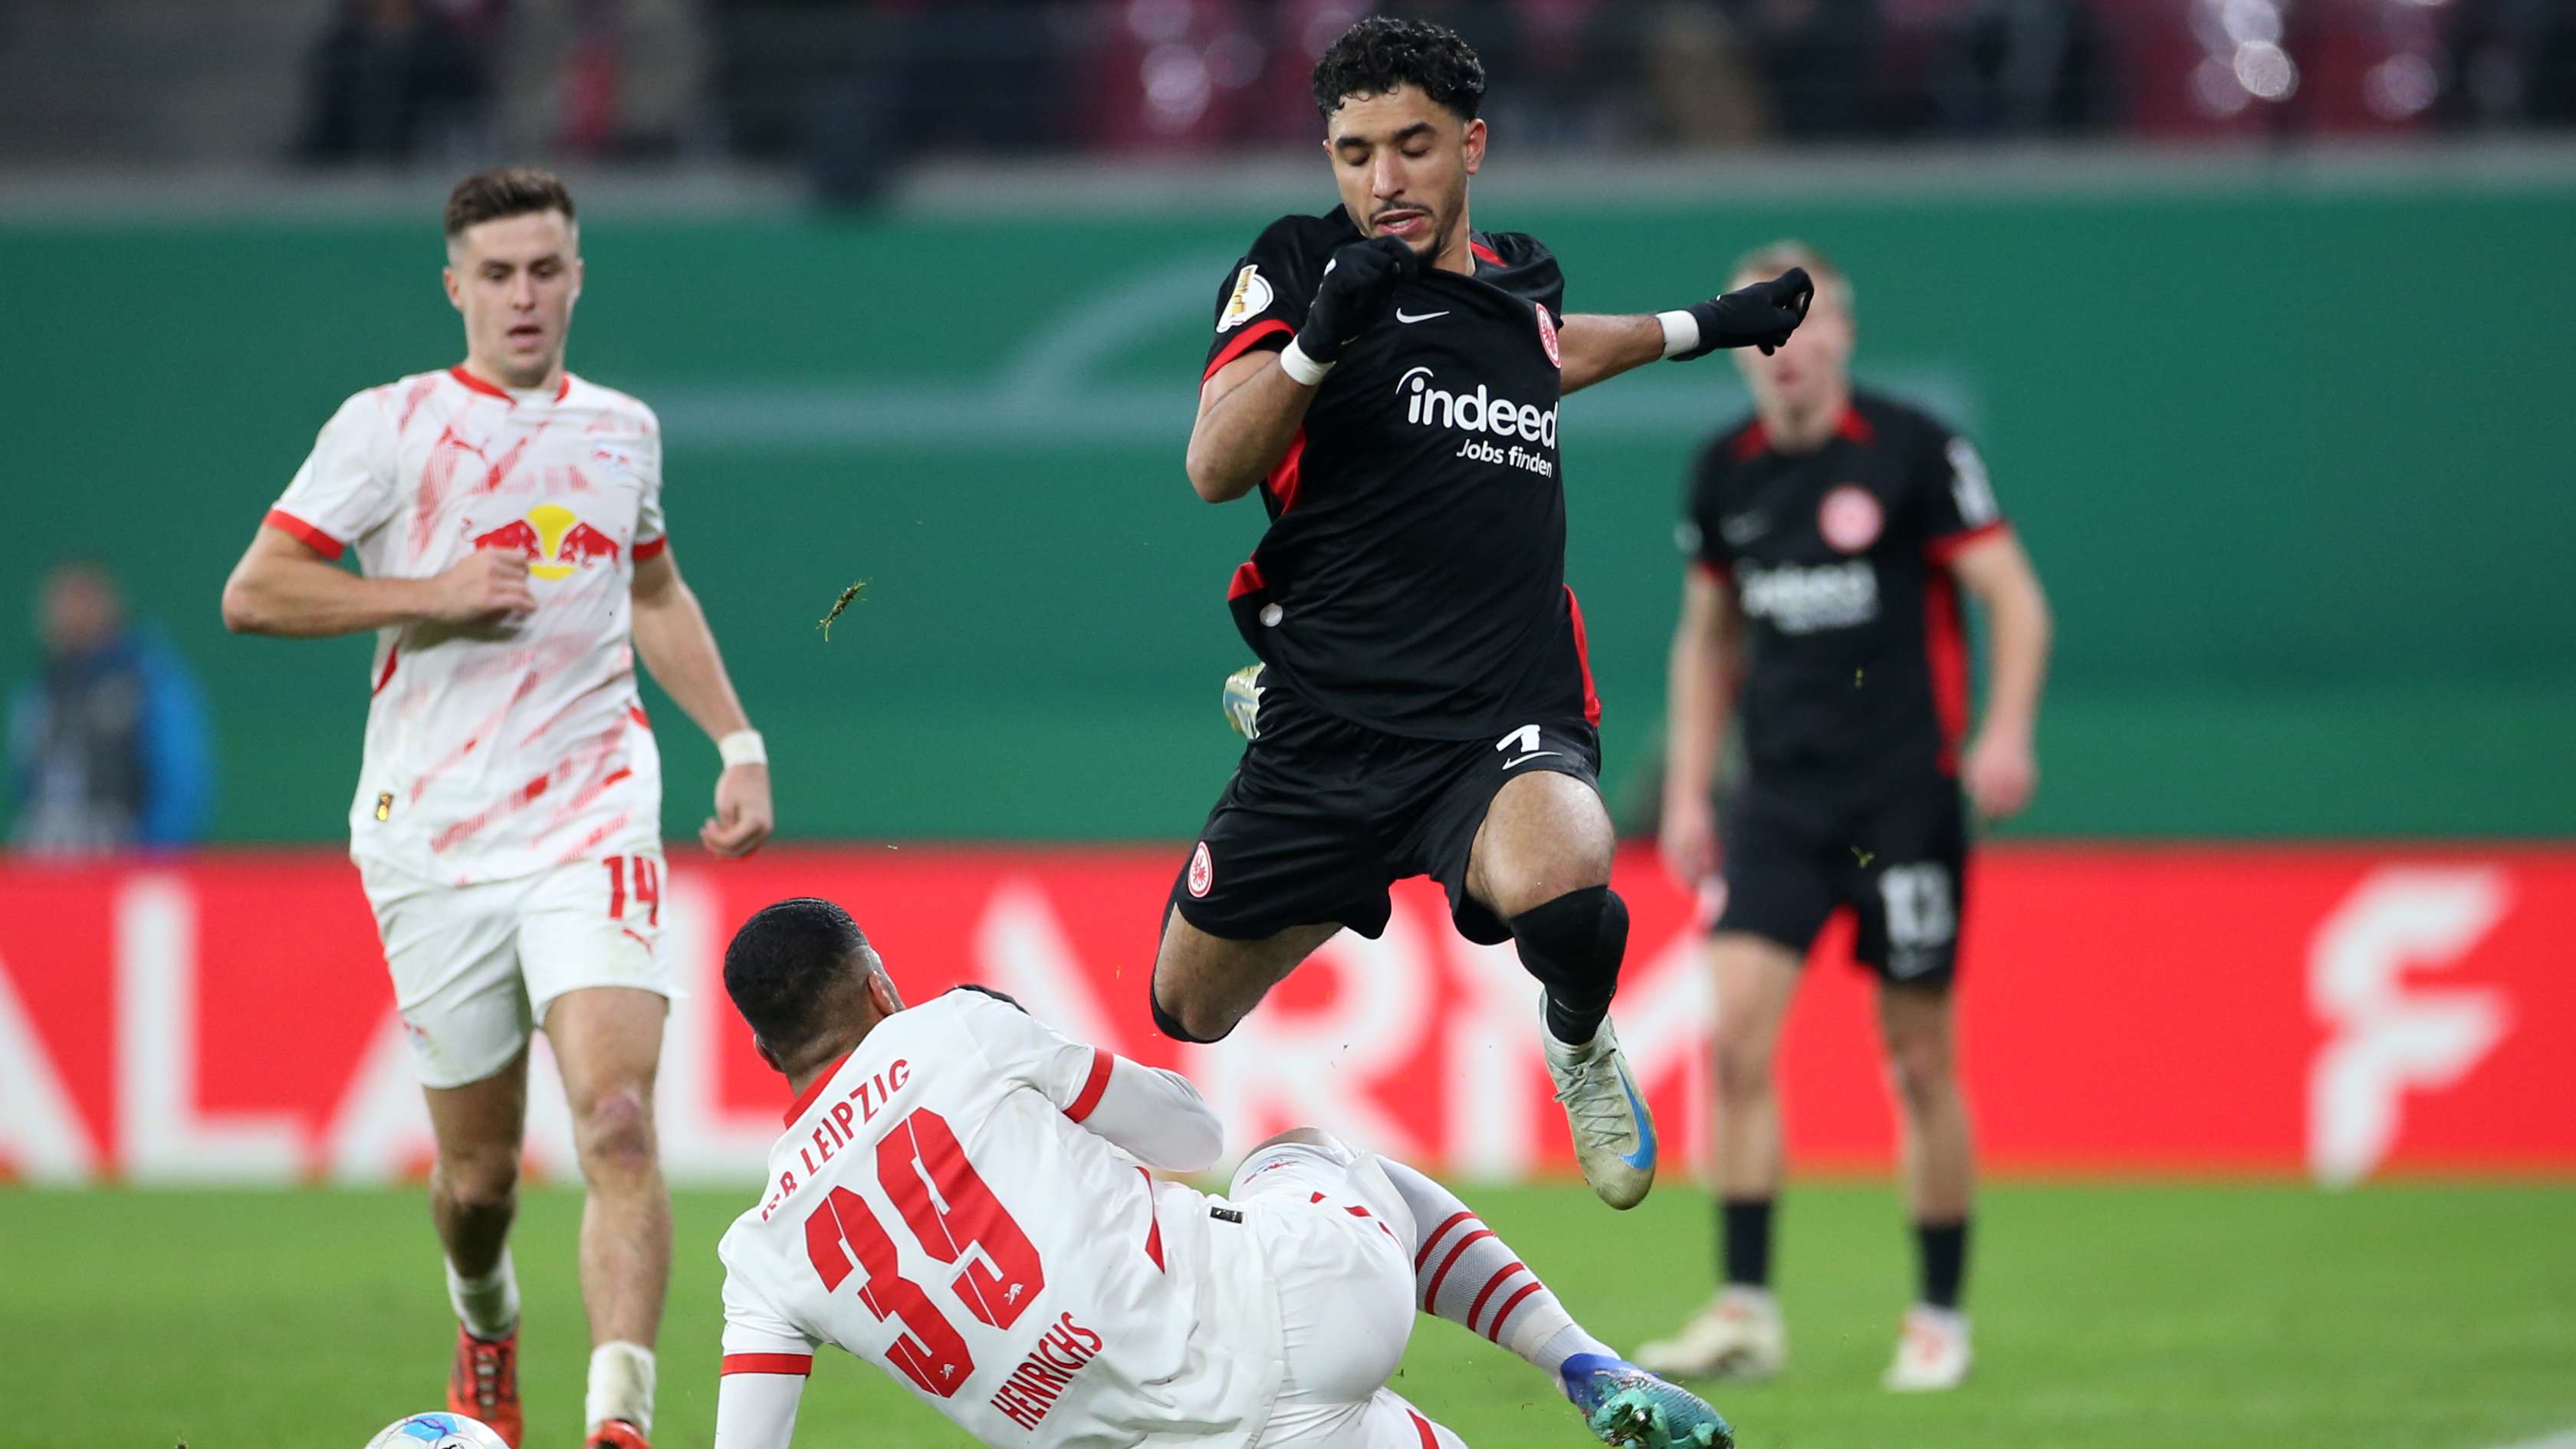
[1657,309,1701,360]
[1277,337,1335,387]
[718,730,767,768]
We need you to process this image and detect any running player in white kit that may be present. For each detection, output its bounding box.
[221,168,773,1449]
[708,898,1735,1449]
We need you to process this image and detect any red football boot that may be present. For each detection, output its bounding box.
[587,1419,652,1449]
[447,1325,524,1447]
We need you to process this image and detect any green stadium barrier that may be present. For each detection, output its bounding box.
[5,178,2571,842]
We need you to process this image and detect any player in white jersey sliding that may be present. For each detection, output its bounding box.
[708,896,1736,1449]
[221,168,773,1449]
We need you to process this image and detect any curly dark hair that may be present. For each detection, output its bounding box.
[1311,15,1486,122]
[724,896,872,1060]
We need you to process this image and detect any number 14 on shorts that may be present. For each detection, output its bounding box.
[604,854,661,925]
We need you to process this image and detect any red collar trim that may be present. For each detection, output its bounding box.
[449,366,573,403]
[781,1049,856,1127]
[1835,405,1875,445]
[1729,420,1771,462]
[449,365,509,399]
[1468,237,1503,267]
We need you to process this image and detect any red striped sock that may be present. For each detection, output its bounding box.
[1382,1158,1608,1370]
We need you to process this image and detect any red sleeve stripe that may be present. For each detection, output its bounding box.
[1689,559,1729,587]
[1204,318,1296,381]
[1464,1261,1528,1332]
[1408,1408,1441,1448]
[1421,1228,1494,1309]
[1927,519,2010,564]
[1483,1281,1546,1343]
[1414,1211,1476,1270]
[264,508,346,561]
[632,535,669,562]
[1065,1049,1116,1122]
[721,1352,813,1376]
[1138,1166,1167,1271]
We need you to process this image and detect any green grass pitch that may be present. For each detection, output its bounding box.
[2,1180,2569,1449]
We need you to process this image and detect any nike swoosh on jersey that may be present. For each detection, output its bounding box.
[1500,751,1563,770]
[1395,309,1451,324]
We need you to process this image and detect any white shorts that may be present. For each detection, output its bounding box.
[362,852,672,1089]
[1232,1139,1468,1449]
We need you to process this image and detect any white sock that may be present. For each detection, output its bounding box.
[445,1250,519,1342]
[586,1341,656,1434]
[1376,1156,1615,1375]
[1536,1321,1620,1378]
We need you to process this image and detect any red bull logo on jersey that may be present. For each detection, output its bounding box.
[473,504,620,580]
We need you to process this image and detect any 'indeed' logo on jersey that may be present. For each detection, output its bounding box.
[1398,366,1558,449]
[1738,560,1880,634]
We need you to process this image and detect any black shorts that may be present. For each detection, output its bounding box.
[1712,771,1969,987]
[1170,684,1602,947]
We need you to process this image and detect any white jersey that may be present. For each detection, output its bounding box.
[268,366,666,885]
[716,991,1281,1448]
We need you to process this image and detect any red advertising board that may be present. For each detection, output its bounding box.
[1,845,2568,1184]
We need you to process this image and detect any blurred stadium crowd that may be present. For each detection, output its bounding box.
[2,2,2571,190]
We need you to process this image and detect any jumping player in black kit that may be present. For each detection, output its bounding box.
[1152,16,1815,1211]
[1635,242,2053,1390]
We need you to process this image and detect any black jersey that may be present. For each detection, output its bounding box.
[1201,205,1598,741]
[1680,390,2007,798]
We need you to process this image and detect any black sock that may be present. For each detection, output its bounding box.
[1916,1218,1969,1309]
[1543,993,1599,1048]
[1720,1197,1773,1290]
[1510,886,1629,1047]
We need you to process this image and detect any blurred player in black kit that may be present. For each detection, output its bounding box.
[1637,242,2052,1389]
[1154,15,1816,1211]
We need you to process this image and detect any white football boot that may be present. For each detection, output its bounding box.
[1635,1287,1788,1381]
[1881,1305,1972,1392]
[1221,663,1263,739]
[1540,1005,1658,1209]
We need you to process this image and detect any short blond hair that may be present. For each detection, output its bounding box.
[1731,239,1853,313]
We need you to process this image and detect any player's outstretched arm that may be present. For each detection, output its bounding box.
[220,524,534,638]
[1074,1053,1224,1175]
[1557,314,1667,395]
[1557,268,1818,396]
[630,546,774,856]
[712,1367,806,1449]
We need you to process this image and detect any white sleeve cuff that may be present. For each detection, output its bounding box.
[1657,309,1701,360]
[1277,337,1335,387]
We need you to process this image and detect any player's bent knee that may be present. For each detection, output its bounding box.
[1711,1037,1776,1102]
[1246,1126,1354,1163]
[1150,987,1240,1044]
[435,1151,521,1214]
[1882,1035,1956,1109]
[1508,885,1629,1005]
[573,1086,659,1176]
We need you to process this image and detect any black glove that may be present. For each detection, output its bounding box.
[1671,267,1814,360]
[1294,235,1423,365]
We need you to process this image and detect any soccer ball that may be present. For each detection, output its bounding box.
[363,1413,511,1449]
